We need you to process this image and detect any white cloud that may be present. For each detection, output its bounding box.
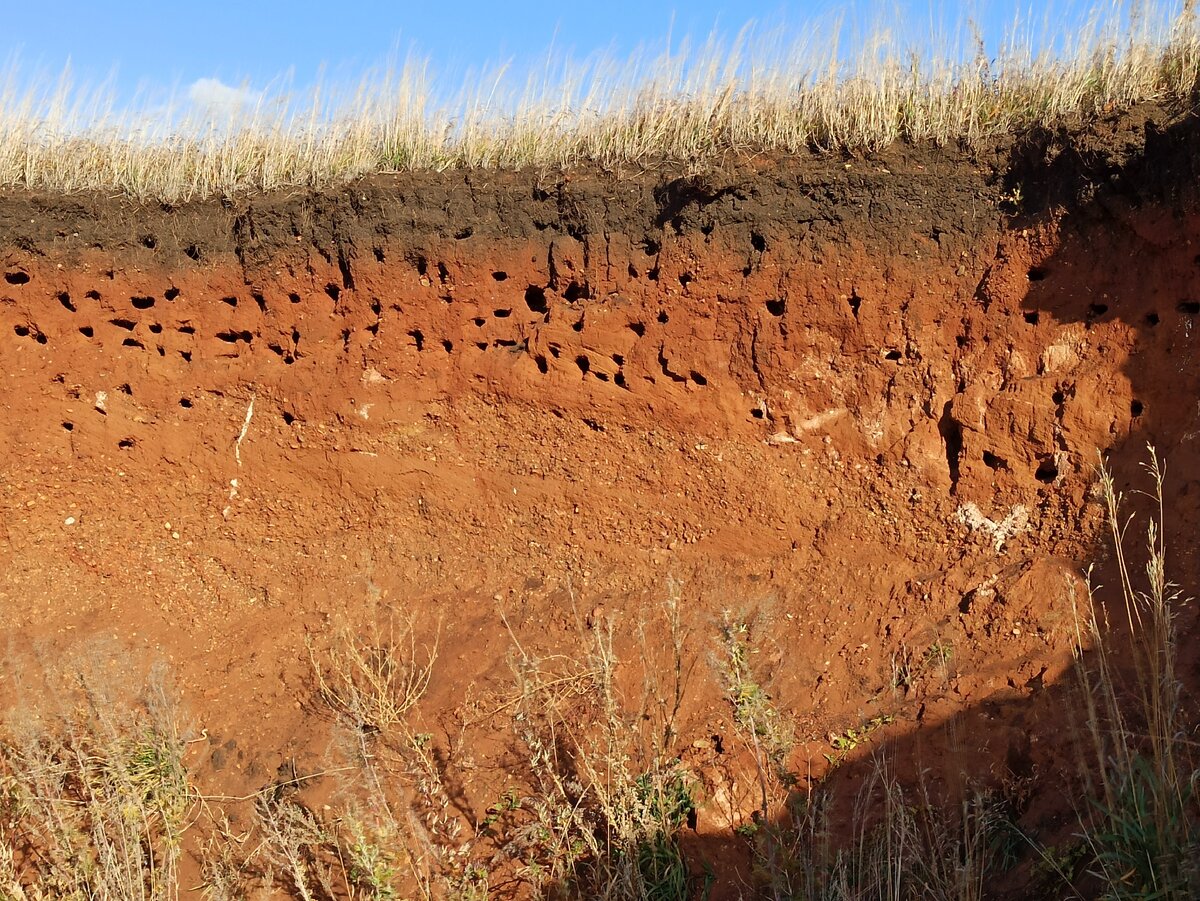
[187,77,261,115]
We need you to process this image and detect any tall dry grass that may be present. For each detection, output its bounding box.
[1070,449,1200,899]
[0,2,1198,201]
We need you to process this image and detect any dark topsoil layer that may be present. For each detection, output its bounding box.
[2,102,1198,266]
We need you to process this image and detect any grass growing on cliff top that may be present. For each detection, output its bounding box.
[0,2,1198,201]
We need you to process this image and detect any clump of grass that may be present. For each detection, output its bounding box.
[1,3,1199,200]
[303,614,491,899]
[1072,448,1200,900]
[718,613,794,780]
[308,616,439,737]
[0,668,192,901]
[753,768,1021,901]
[503,599,697,900]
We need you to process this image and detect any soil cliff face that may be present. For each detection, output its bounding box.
[2,107,1200,890]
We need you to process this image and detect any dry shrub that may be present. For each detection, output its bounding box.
[0,665,191,901]
[501,594,697,901]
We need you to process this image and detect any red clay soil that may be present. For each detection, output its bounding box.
[3,104,1200,897]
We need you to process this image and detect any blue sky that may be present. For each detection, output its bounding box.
[0,1,1133,112]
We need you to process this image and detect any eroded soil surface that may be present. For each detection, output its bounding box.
[4,105,1200,896]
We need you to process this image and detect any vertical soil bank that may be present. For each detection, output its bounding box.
[2,105,1200,884]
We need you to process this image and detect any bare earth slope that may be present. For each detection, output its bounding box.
[3,104,1200,894]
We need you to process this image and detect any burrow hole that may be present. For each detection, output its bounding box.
[1027,267,1048,282]
[4,271,29,285]
[1131,399,1145,417]
[131,296,155,310]
[408,329,425,351]
[766,299,786,317]
[1034,457,1059,483]
[58,292,75,312]
[1024,311,1039,325]
[575,355,591,375]
[982,450,1009,471]
[1146,312,1161,326]
[525,286,548,314]
[1178,300,1200,315]
[180,397,193,408]
[164,287,180,301]
[492,271,508,281]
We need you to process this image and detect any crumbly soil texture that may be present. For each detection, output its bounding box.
[3,103,1200,897]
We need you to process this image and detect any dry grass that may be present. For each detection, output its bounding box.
[0,667,192,901]
[1069,449,1200,899]
[1,2,1198,201]
[308,616,439,738]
